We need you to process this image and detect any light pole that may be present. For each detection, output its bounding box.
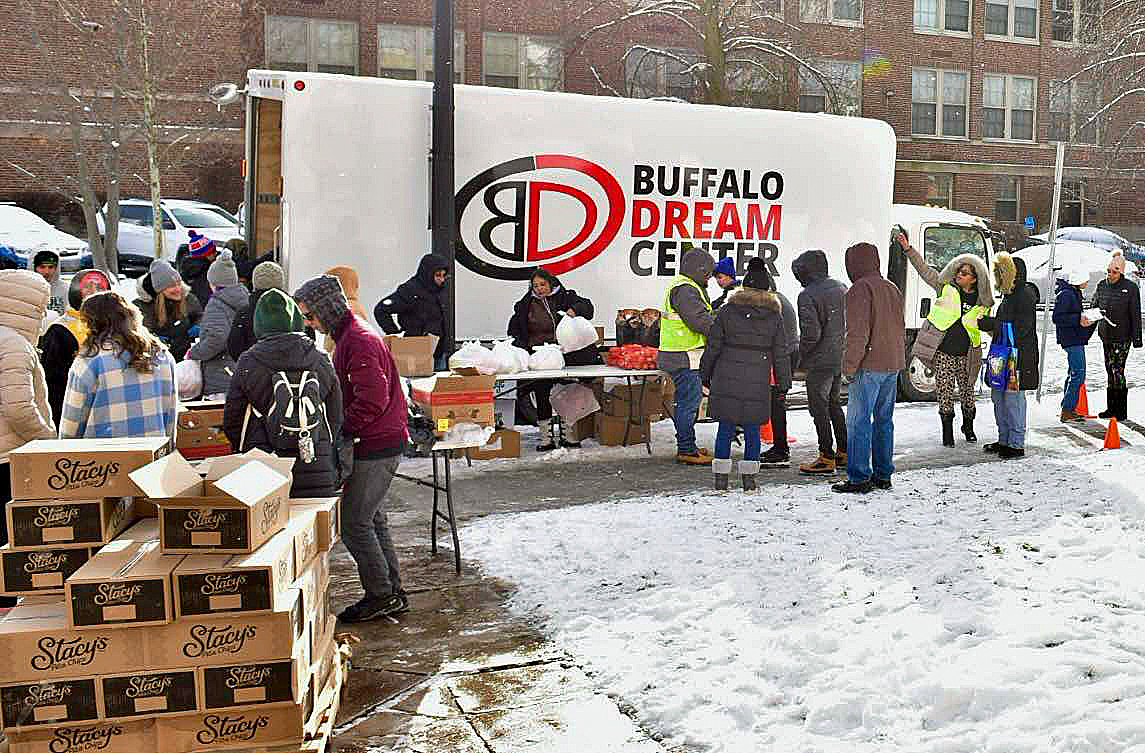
[431,0,456,354]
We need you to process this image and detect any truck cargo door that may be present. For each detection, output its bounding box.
[250,97,283,261]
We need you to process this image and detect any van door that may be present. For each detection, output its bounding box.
[160,209,179,260]
[116,205,152,256]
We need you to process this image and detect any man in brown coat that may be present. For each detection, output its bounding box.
[833,242,906,494]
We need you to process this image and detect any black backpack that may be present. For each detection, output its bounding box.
[240,369,332,465]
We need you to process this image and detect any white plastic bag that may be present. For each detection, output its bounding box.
[443,422,494,446]
[175,359,203,401]
[555,315,598,354]
[528,343,565,371]
[490,339,531,375]
[448,340,501,375]
[550,383,600,424]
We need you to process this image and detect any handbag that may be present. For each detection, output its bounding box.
[983,322,1018,392]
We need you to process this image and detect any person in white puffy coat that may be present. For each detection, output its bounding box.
[0,269,58,606]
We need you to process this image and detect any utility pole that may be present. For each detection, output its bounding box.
[1036,141,1067,402]
[431,0,457,354]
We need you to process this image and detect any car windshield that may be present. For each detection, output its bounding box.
[923,225,988,270]
[170,207,236,229]
[201,205,238,224]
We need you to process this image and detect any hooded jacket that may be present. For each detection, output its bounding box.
[842,243,906,376]
[331,310,408,457]
[903,247,992,382]
[745,257,798,363]
[37,265,67,318]
[1052,278,1097,348]
[979,253,1039,391]
[0,271,57,459]
[179,251,213,306]
[134,274,203,362]
[507,269,601,366]
[792,250,847,372]
[375,254,450,359]
[699,287,793,426]
[227,288,271,362]
[1093,274,1142,346]
[186,283,248,396]
[657,249,716,372]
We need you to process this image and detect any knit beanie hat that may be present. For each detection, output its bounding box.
[148,259,181,293]
[188,230,215,258]
[294,274,350,333]
[33,250,59,269]
[67,268,111,311]
[744,256,774,292]
[254,288,305,338]
[713,256,737,282]
[251,261,286,292]
[1066,268,1089,286]
[207,249,239,289]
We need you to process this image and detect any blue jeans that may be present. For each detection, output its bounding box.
[667,367,702,455]
[715,422,761,461]
[845,371,897,483]
[1062,345,1085,413]
[992,389,1027,448]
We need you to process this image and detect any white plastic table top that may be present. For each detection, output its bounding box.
[427,437,495,452]
[494,366,664,381]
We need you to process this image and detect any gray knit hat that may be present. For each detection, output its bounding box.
[148,259,181,293]
[207,249,239,289]
[294,275,349,333]
[251,261,286,292]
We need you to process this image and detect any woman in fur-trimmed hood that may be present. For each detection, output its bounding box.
[898,233,993,447]
[699,268,793,492]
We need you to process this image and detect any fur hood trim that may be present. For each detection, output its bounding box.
[728,287,781,312]
[938,253,993,306]
[993,253,1017,295]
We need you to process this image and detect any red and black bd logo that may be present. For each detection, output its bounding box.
[455,155,625,280]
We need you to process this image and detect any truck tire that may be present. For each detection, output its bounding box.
[898,332,937,402]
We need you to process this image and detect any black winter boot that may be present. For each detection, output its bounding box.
[1099,392,1116,419]
[941,412,955,447]
[961,407,977,443]
[1116,388,1129,422]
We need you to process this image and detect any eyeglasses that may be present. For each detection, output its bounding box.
[301,311,317,321]
[956,268,976,279]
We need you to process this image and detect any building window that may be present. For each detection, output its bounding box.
[800,0,862,24]
[625,49,699,100]
[378,26,465,82]
[912,69,968,137]
[1050,80,1098,144]
[996,176,1019,221]
[483,33,562,91]
[927,174,954,208]
[797,61,862,115]
[1052,0,1101,42]
[982,75,1035,140]
[914,0,970,32]
[266,17,358,74]
[727,0,783,22]
[985,0,1038,39]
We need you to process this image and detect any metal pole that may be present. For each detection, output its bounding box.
[1036,142,1067,402]
[431,0,456,355]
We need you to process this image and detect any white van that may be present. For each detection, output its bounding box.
[97,199,240,261]
[242,71,989,399]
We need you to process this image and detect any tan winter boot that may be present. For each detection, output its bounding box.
[800,453,836,475]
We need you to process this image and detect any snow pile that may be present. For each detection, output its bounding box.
[463,453,1145,751]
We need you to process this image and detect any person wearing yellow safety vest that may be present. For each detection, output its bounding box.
[657,248,716,465]
[897,233,993,448]
[38,269,112,426]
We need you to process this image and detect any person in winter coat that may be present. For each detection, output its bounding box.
[223,289,343,497]
[135,259,203,363]
[507,268,601,451]
[319,266,372,354]
[744,257,799,466]
[58,292,177,440]
[700,266,792,492]
[38,269,112,426]
[659,249,716,464]
[186,250,247,398]
[1053,270,1098,422]
[834,242,906,494]
[977,253,1038,459]
[792,249,849,475]
[898,234,993,447]
[0,270,58,607]
[294,275,409,623]
[178,231,217,306]
[33,250,68,317]
[1093,252,1142,421]
[375,254,451,370]
[228,261,286,361]
[710,256,738,310]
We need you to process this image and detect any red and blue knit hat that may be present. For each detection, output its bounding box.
[187,230,215,258]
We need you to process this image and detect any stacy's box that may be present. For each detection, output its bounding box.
[128,453,290,555]
[99,669,198,720]
[6,497,135,549]
[289,497,339,552]
[1,545,92,595]
[195,624,310,711]
[66,520,181,629]
[8,438,169,501]
[0,677,101,729]
[4,719,155,753]
[154,690,323,753]
[0,604,144,682]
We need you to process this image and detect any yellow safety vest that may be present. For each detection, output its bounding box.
[659,275,711,352]
[52,309,89,347]
[928,283,984,347]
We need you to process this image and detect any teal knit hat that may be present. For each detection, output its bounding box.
[254,288,305,339]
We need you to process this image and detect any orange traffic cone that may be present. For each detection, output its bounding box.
[760,422,773,442]
[1104,417,1122,450]
[1075,384,1095,418]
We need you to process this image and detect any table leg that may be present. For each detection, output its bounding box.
[430,450,440,555]
[623,375,633,446]
[638,375,651,456]
[445,454,461,575]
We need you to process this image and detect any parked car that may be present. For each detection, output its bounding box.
[1029,226,1145,262]
[0,203,87,272]
[1015,241,1141,306]
[96,199,241,261]
[76,250,153,279]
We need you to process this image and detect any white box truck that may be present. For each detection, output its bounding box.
[241,70,992,399]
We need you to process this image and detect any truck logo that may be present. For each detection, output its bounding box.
[455,155,625,280]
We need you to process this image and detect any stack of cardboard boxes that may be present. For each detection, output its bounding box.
[593,377,674,446]
[0,442,344,753]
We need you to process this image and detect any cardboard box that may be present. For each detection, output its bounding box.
[99,669,198,720]
[603,379,669,419]
[194,448,296,484]
[4,719,155,753]
[8,438,169,502]
[465,429,521,460]
[409,373,496,436]
[66,520,180,629]
[128,454,290,555]
[196,625,310,711]
[288,498,339,553]
[0,604,147,683]
[594,415,652,447]
[154,692,318,753]
[6,497,135,549]
[175,401,229,460]
[1,545,92,596]
[0,677,101,729]
[382,334,439,378]
[567,414,596,442]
